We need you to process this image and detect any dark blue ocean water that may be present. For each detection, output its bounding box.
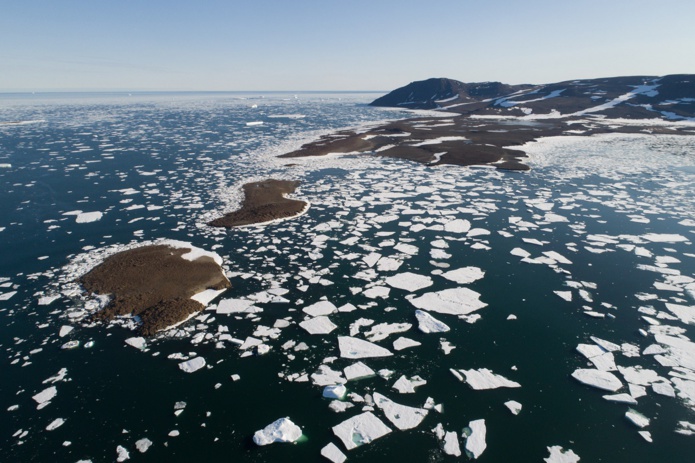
[1,93,694,463]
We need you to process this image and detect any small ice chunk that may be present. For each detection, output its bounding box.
[58,326,74,337]
[554,291,573,302]
[393,336,421,351]
[116,445,130,462]
[415,310,450,333]
[253,417,303,446]
[331,411,392,451]
[544,446,580,463]
[443,431,461,456]
[178,357,206,373]
[464,419,486,459]
[46,418,65,431]
[125,337,146,350]
[571,368,622,392]
[303,301,338,317]
[323,385,347,400]
[76,211,103,223]
[455,368,521,390]
[625,409,650,428]
[33,386,57,406]
[392,375,427,393]
[373,392,428,430]
[312,365,347,386]
[299,316,337,335]
[602,393,638,404]
[338,336,393,359]
[135,438,153,453]
[504,400,522,415]
[344,362,376,381]
[321,442,347,463]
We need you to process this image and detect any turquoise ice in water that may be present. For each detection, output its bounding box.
[1,92,695,462]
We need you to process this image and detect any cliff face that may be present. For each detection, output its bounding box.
[371,75,695,120]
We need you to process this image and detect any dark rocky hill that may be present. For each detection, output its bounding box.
[371,75,695,120]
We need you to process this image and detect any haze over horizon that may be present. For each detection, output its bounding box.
[2,0,694,92]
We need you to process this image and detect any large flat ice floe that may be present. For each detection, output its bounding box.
[332,411,392,451]
[440,266,485,284]
[452,368,521,390]
[338,336,393,359]
[253,417,303,446]
[373,392,428,430]
[408,288,487,315]
[571,368,623,392]
[299,315,337,335]
[385,272,433,291]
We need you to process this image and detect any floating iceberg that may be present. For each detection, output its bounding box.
[544,445,580,463]
[253,417,303,446]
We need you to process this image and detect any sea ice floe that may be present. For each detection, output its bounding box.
[602,393,638,404]
[178,357,206,373]
[75,211,103,223]
[409,288,487,315]
[253,417,303,446]
[392,375,427,393]
[625,409,650,428]
[33,386,57,407]
[135,438,153,453]
[554,291,573,302]
[332,411,392,451]
[440,266,485,284]
[323,385,347,400]
[312,365,347,386]
[463,419,486,459]
[443,219,471,234]
[504,400,522,415]
[46,418,65,431]
[344,362,376,381]
[321,442,347,463]
[617,365,665,386]
[216,298,256,314]
[415,310,450,333]
[392,336,421,351]
[443,430,462,456]
[384,272,433,291]
[452,368,521,390]
[576,344,617,371]
[338,336,393,359]
[58,326,74,337]
[299,316,337,335]
[571,368,623,391]
[544,445,580,463]
[364,322,412,342]
[125,337,146,350]
[116,445,130,462]
[372,392,428,430]
[303,300,338,317]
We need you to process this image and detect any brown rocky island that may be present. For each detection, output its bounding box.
[80,242,230,335]
[208,179,309,228]
[280,75,695,169]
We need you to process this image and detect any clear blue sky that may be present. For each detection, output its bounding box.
[2,0,693,91]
